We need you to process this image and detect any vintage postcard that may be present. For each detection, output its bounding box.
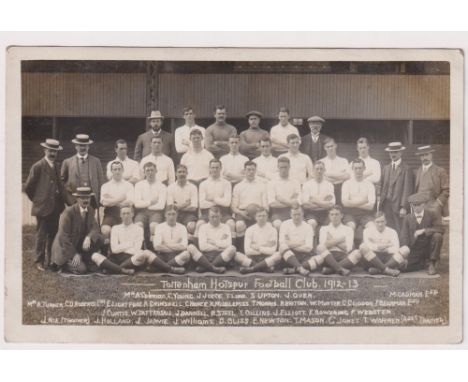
[4,47,463,344]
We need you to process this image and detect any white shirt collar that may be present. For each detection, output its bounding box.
[44,156,54,167]
[392,158,402,166]
[423,162,433,171]
[415,210,425,219]
[77,153,88,160]
[115,156,128,162]
[79,206,88,214]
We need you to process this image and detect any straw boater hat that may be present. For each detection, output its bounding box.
[72,186,94,197]
[415,145,436,156]
[40,138,63,151]
[407,192,430,204]
[384,142,406,152]
[71,134,94,145]
[307,116,325,123]
[147,110,164,120]
[245,110,263,118]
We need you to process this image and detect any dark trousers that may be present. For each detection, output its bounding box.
[381,200,402,236]
[35,206,61,266]
[406,232,443,271]
[334,183,343,206]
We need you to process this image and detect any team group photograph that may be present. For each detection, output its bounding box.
[25,102,449,279]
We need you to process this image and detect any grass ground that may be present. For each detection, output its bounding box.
[22,225,450,327]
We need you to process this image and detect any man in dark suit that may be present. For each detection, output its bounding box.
[134,110,172,162]
[379,142,414,235]
[61,134,105,208]
[24,139,66,271]
[414,145,449,217]
[399,193,444,275]
[299,115,329,163]
[51,187,133,275]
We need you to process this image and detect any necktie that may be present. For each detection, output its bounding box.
[392,163,396,172]
[81,157,85,164]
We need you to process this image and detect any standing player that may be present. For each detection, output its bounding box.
[238,208,281,274]
[231,161,269,250]
[25,139,66,271]
[300,115,329,163]
[301,160,336,233]
[269,107,299,157]
[239,110,269,159]
[134,110,171,161]
[268,157,301,232]
[358,211,404,276]
[204,105,238,159]
[134,162,167,244]
[341,158,376,243]
[279,205,313,276]
[106,139,140,184]
[279,134,314,185]
[166,165,198,240]
[307,205,360,276]
[379,142,414,234]
[139,136,176,184]
[220,135,249,185]
[100,161,135,250]
[152,205,193,273]
[253,137,278,183]
[188,207,237,273]
[174,106,206,159]
[180,128,214,186]
[320,137,350,204]
[352,137,381,186]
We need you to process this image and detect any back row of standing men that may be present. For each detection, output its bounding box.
[25,105,449,276]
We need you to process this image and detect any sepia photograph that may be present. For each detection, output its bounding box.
[4,47,463,344]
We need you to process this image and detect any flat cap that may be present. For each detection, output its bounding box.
[407,193,430,204]
[246,110,263,118]
[307,116,325,123]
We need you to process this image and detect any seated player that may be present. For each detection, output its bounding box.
[180,128,214,186]
[152,205,193,274]
[167,164,198,240]
[134,162,167,244]
[358,211,404,277]
[220,135,249,185]
[268,156,301,232]
[51,187,106,274]
[278,133,313,185]
[91,206,184,275]
[231,161,269,250]
[253,137,278,183]
[197,159,235,240]
[308,205,361,276]
[302,160,336,232]
[188,207,236,273]
[238,208,281,274]
[400,193,444,275]
[341,158,375,243]
[100,161,134,250]
[279,205,314,276]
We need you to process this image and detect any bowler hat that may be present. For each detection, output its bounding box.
[384,142,406,152]
[147,110,164,120]
[40,138,63,151]
[72,186,94,197]
[246,110,263,118]
[407,193,430,204]
[415,145,436,156]
[71,134,94,145]
[307,116,325,123]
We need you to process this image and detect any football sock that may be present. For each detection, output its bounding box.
[100,259,125,274]
[149,257,172,272]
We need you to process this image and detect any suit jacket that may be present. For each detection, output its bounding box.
[380,161,414,213]
[415,164,449,206]
[134,129,172,162]
[299,133,329,162]
[400,210,444,248]
[61,155,105,206]
[24,158,65,217]
[51,204,101,266]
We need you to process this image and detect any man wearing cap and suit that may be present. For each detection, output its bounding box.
[61,134,105,208]
[25,139,66,271]
[379,142,414,235]
[51,187,107,274]
[400,193,444,275]
[299,116,330,163]
[414,145,449,217]
[134,111,172,162]
[239,111,270,160]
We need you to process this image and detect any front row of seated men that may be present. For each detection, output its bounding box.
[50,186,443,276]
